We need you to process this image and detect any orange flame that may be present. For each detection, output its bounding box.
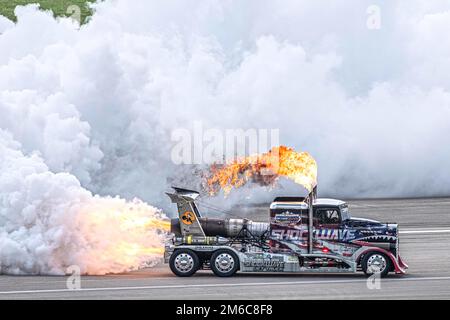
[206,146,317,195]
[73,197,170,275]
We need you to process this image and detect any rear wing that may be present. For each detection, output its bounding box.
[166,187,205,237]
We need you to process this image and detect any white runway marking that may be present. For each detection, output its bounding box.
[1,276,450,295]
[400,229,450,234]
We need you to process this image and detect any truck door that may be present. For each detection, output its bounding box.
[314,207,342,241]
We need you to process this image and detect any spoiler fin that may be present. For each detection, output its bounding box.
[166,187,205,237]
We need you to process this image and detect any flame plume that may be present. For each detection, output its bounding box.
[73,197,170,275]
[206,146,317,195]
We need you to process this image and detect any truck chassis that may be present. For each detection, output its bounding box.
[164,187,408,277]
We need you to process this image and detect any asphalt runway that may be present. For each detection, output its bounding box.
[1,197,450,300]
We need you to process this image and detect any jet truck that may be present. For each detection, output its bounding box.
[164,187,408,277]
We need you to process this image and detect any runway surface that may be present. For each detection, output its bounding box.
[1,197,450,300]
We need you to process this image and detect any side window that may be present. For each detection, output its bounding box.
[315,208,341,225]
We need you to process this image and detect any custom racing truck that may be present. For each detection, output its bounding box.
[164,187,408,277]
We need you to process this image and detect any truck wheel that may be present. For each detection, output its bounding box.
[210,249,239,277]
[362,252,391,277]
[169,249,200,277]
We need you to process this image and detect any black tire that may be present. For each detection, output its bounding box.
[362,252,391,278]
[210,249,239,277]
[169,249,200,277]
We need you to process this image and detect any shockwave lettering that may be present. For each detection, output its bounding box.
[271,228,356,241]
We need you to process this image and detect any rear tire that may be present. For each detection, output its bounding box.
[210,249,239,277]
[362,252,391,278]
[169,249,200,277]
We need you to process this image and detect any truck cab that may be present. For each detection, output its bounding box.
[269,197,407,276]
[314,198,349,227]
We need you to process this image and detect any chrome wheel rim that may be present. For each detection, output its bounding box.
[215,253,235,273]
[174,253,194,273]
[367,254,387,273]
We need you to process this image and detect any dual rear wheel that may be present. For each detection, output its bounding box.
[210,249,240,277]
[169,249,239,277]
[169,249,199,277]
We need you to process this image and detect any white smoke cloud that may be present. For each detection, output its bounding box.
[1,0,450,274]
[0,129,166,275]
[0,14,13,33]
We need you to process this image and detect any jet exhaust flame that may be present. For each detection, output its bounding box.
[0,126,173,276]
[68,197,171,275]
[206,146,317,195]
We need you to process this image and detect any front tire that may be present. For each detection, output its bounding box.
[362,252,391,277]
[210,249,239,277]
[169,249,200,277]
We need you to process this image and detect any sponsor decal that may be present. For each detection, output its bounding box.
[243,257,285,272]
[274,211,301,225]
[193,246,216,251]
[181,211,196,225]
[242,253,286,271]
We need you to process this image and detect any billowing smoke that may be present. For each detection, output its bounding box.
[0,129,167,275]
[1,1,450,274]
